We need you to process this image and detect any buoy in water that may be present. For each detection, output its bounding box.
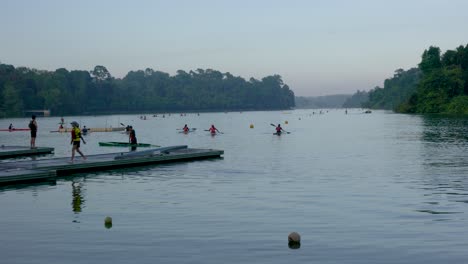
[288,232,301,249]
[250,124,254,128]
[104,216,113,229]
[285,121,289,124]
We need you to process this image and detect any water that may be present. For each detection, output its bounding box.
[0,110,468,264]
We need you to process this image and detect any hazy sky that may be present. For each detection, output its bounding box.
[1,0,467,96]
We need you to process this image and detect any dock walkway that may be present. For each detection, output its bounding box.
[0,146,223,184]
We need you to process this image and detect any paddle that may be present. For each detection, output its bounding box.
[270,123,290,134]
[204,129,223,134]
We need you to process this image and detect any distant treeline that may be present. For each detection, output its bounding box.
[295,94,351,109]
[0,64,295,117]
[342,90,369,108]
[352,44,468,114]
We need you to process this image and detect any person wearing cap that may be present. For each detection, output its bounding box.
[70,121,86,162]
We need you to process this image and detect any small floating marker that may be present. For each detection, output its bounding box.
[288,232,301,249]
[285,121,289,124]
[104,216,113,229]
[250,124,254,129]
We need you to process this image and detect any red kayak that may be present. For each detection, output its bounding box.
[0,128,30,132]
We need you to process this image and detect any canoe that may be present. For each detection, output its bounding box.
[0,128,30,132]
[99,142,152,147]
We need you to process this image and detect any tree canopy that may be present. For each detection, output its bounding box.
[0,64,295,117]
[349,44,468,114]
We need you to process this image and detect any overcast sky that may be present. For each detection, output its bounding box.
[1,0,467,96]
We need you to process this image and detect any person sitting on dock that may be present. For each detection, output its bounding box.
[70,121,86,162]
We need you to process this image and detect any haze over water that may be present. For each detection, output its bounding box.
[1,110,468,263]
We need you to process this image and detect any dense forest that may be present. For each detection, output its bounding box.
[295,94,350,109]
[354,44,468,114]
[342,90,369,108]
[363,68,421,110]
[0,64,295,117]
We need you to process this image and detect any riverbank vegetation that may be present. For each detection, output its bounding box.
[0,64,295,117]
[351,44,468,114]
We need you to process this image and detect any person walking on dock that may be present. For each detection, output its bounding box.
[70,121,86,162]
[29,115,38,148]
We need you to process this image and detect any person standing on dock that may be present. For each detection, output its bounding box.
[70,121,86,162]
[29,115,38,148]
[129,126,137,151]
[129,126,137,144]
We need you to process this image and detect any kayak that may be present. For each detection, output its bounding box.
[99,142,152,147]
[179,129,196,134]
[0,128,30,132]
[51,127,125,133]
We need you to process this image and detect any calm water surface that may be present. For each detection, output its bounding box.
[0,110,468,264]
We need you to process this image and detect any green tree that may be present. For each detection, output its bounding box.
[2,83,24,116]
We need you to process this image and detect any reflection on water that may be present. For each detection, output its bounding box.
[71,179,85,214]
[413,115,468,216]
[0,180,56,192]
[422,115,468,144]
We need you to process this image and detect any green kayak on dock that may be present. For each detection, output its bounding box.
[99,142,153,147]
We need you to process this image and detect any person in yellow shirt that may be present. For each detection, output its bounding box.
[70,121,86,162]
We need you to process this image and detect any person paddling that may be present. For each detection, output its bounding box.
[182,124,190,133]
[208,124,220,135]
[70,121,86,162]
[275,124,284,135]
[8,123,13,131]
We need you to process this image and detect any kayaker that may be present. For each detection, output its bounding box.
[275,124,284,135]
[8,123,13,131]
[183,124,189,133]
[29,115,38,148]
[70,121,86,162]
[82,126,88,134]
[208,124,220,135]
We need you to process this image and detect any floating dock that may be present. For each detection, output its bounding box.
[0,145,223,184]
[0,146,54,159]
